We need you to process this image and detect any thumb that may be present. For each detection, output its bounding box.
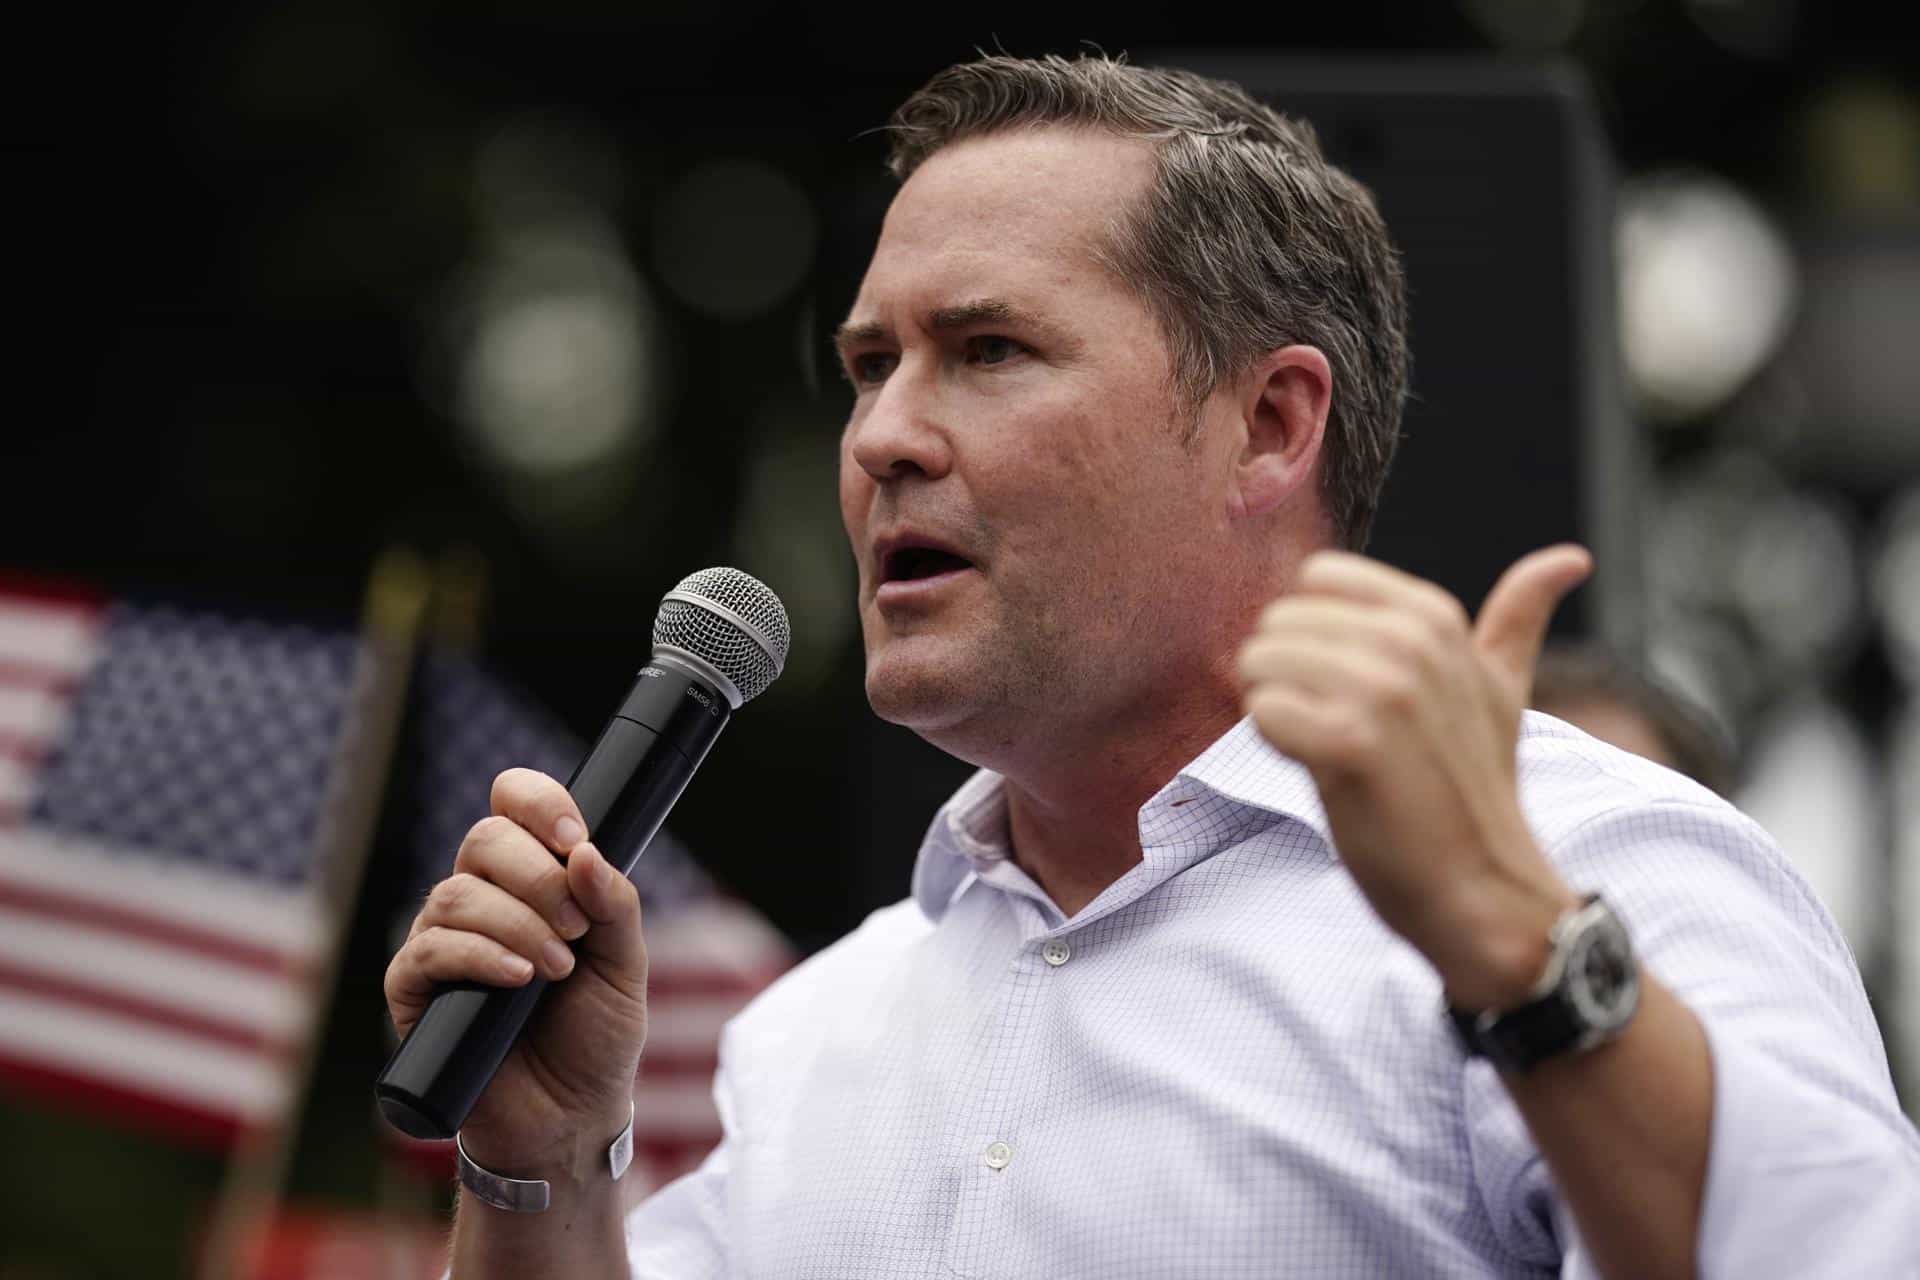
[1473,544,1593,696]
[564,842,649,994]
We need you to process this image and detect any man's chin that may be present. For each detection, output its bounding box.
[864,667,965,733]
[862,644,986,732]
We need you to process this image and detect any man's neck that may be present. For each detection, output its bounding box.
[999,696,1243,918]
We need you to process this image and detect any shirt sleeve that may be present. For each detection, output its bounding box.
[1461,797,1920,1275]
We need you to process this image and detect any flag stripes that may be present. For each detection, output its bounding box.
[0,581,359,1149]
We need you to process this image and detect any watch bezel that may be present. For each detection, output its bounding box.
[1562,904,1640,1037]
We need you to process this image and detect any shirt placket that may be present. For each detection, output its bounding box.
[935,795,1244,1277]
[942,884,1065,1278]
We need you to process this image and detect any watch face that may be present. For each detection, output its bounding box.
[1566,914,1639,1031]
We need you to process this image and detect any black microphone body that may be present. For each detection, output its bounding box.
[374,657,731,1140]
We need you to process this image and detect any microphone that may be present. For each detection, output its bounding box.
[374,567,790,1141]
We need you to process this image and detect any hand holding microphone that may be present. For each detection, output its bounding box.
[377,568,788,1180]
[383,769,647,1181]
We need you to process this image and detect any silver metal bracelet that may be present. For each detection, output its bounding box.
[455,1102,636,1214]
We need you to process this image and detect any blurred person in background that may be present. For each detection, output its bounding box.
[385,52,1920,1278]
[1531,644,1735,796]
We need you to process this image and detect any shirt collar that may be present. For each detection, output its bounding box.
[911,716,1334,922]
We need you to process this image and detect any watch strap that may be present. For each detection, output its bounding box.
[1449,990,1585,1075]
[456,1102,636,1213]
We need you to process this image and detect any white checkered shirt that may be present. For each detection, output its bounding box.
[624,713,1920,1277]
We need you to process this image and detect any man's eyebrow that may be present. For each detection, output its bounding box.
[927,298,1045,333]
[832,320,888,353]
[832,299,1061,354]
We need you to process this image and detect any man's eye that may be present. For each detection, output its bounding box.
[968,336,1023,366]
[848,353,898,385]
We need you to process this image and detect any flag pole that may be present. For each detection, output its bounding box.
[196,547,432,1280]
[369,542,494,1249]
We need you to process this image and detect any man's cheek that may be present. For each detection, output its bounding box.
[836,493,864,545]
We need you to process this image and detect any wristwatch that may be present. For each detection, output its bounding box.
[1448,893,1639,1075]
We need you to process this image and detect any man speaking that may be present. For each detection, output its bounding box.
[384,53,1919,1277]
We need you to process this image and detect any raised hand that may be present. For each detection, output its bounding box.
[1235,545,1593,1008]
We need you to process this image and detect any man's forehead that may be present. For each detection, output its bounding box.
[838,239,1093,339]
[879,127,1151,250]
[841,131,1152,335]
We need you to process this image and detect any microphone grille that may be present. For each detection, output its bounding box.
[652,567,790,705]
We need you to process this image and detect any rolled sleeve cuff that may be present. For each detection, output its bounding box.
[1698,1016,1920,1275]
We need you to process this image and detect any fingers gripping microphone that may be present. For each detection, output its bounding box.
[374,568,790,1140]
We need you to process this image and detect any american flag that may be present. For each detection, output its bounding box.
[0,576,369,1149]
[389,652,794,1191]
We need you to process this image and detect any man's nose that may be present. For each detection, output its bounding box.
[845,373,953,484]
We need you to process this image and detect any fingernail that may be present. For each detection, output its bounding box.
[543,939,575,977]
[501,953,534,982]
[555,899,589,938]
[554,816,586,850]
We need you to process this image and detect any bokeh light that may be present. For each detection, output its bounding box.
[730,396,855,697]
[1647,452,1862,722]
[1799,77,1920,214]
[1783,237,1920,476]
[651,159,819,321]
[1738,691,1886,965]
[427,112,662,536]
[473,109,628,236]
[1871,487,1920,688]
[1727,485,1861,679]
[452,233,655,474]
[1618,172,1798,423]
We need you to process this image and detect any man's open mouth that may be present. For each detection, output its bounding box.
[882,545,975,583]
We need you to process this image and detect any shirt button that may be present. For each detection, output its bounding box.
[1042,939,1072,967]
[984,1141,1013,1170]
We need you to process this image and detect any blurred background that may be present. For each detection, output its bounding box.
[3,1,1916,1275]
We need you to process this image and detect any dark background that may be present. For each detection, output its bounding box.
[13,1,1903,945]
[3,4,1917,1274]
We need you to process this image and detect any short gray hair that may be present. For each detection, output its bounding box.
[884,53,1409,552]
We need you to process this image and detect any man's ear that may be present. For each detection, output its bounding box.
[1232,344,1331,521]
